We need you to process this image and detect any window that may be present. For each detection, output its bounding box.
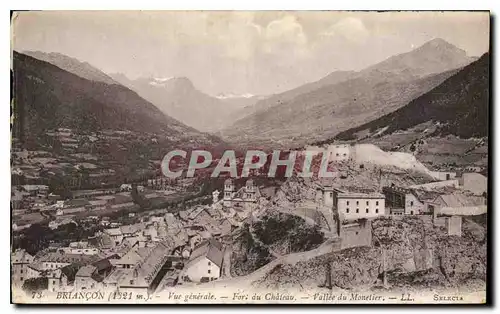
[20,270,23,274]
[410,211,414,215]
[330,192,333,197]
[410,201,414,206]
[208,269,211,274]
[366,201,369,205]
[355,232,359,235]
[376,201,379,206]
[356,201,359,205]
[20,277,23,281]
[130,280,134,285]
[376,208,379,213]
[53,280,56,285]
[366,208,369,213]
[356,208,359,213]
[347,201,350,205]
[336,153,339,156]
[346,208,349,213]
[208,261,211,266]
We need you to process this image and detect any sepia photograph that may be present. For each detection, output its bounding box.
[9,10,490,304]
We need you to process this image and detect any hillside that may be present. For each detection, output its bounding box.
[111,75,259,132]
[23,51,118,85]
[220,39,475,147]
[335,52,489,141]
[12,51,221,146]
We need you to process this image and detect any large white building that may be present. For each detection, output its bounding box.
[316,185,386,221]
[334,190,386,221]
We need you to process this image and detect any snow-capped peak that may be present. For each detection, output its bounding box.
[149,77,174,86]
[216,93,255,99]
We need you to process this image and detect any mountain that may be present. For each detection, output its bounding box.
[334,52,489,142]
[220,39,476,147]
[110,75,260,132]
[12,51,221,146]
[364,38,476,78]
[23,51,118,85]
[245,70,357,114]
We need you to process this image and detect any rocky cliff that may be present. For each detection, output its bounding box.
[255,215,486,292]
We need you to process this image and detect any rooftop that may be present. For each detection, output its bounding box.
[76,265,97,277]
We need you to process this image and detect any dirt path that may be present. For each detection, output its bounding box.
[211,237,342,288]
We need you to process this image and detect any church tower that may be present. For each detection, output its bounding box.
[245,179,256,201]
[223,178,234,207]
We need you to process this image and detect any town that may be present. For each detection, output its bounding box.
[11,132,488,297]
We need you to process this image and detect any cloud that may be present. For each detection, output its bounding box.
[261,15,309,58]
[322,17,370,44]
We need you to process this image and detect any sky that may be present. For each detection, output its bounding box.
[12,11,490,96]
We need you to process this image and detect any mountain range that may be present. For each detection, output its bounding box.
[219,38,477,147]
[15,38,487,154]
[12,51,222,148]
[334,52,489,141]
[109,74,263,132]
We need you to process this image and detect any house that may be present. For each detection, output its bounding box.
[382,186,425,215]
[47,263,80,292]
[104,228,123,246]
[35,251,98,272]
[60,241,100,255]
[179,239,224,283]
[427,193,487,217]
[75,265,100,290]
[115,247,151,270]
[11,249,34,287]
[459,173,487,196]
[49,218,78,230]
[12,223,32,232]
[56,207,87,216]
[21,185,49,197]
[87,199,109,211]
[120,184,132,192]
[117,242,172,294]
[331,188,386,221]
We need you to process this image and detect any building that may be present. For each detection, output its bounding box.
[47,264,79,292]
[382,186,425,215]
[33,251,98,272]
[222,179,261,209]
[115,247,151,270]
[75,265,100,290]
[49,218,78,230]
[179,239,224,283]
[11,249,34,288]
[326,144,351,162]
[427,193,487,217]
[430,171,457,181]
[21,185,49,198]
[459,173,487,196]
[117,242,172,294]
[331,188,386,221]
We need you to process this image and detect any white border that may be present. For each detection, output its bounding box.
[2,1,497,313]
